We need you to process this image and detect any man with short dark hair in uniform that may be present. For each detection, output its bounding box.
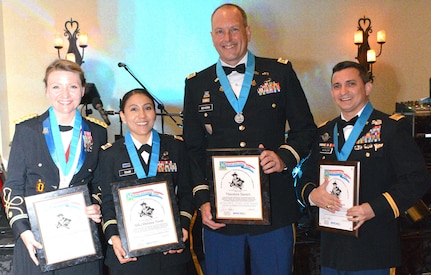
[299,60,431,274]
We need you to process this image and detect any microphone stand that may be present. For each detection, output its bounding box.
[118,63,182,133]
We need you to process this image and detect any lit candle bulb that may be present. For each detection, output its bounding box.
[78,34,88,47]
[66,53,76,63]
[54,37,63,48]
[367,50,376,63]
[354,31,363,44]
[377,30,386,43]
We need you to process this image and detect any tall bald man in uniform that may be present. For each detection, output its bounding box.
[182,4,316,274]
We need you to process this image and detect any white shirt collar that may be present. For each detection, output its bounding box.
[220,54,248,68]
[340,102,368,121]
[130,131,153,149]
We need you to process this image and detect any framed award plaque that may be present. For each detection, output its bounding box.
[111,173,185,258]
[317,160,360,237]
[25,185,103,272]
[207,148,270,225]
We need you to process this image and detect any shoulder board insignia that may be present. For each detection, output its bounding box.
[101,143,112,150]
[85,116,108,128]
[13,113,38,124]
[389,113,405,121]
[277,57,289,64]
[318,120,329,128]
[187,72,197,80]
[174,135,184,141]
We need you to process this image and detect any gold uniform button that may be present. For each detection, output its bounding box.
[272,103,276,108]
[365,152,370,157]
[239,125,245,131]
[240,142,246,147]
[204,113,208,117]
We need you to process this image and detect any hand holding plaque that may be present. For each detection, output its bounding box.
[207,148,270,225]
[317,160,360,237]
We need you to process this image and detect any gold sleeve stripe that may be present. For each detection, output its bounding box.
[102,219,117,232]
[279,145,300,165]
[180,211,193,220]
[192,185,209,196]
[9,214,28,227]
[382,192,400,218]
[301,182,316,202]
[92,193,102,204]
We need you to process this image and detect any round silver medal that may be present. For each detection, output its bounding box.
[234,113,244,124]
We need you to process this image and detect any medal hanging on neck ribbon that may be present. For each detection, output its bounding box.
[46,107,82,176]
[125,129,160,179]
[216,51,255,124]
[333,102,373,161]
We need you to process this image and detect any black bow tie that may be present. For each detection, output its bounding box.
[223,63,246,75]
[138,144,152,154]
[59,125,73,132]
[338,116,358,129]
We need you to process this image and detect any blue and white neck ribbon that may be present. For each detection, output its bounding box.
[216,51,255,116]
[44,107,82,176]
[333,102,373,161]
[125,129,160,178]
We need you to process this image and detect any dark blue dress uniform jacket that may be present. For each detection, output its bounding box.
[3,110,107,274]
[300,109,431,271]
[183,56,317,236]
[97,134,194,273]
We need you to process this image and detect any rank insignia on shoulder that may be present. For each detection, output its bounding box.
[101,143,112,150]
[277,57,289,64]
[85,116,108,128]
[187,72,196,79]
[389,113,405,121]
[174,135,184,142]
[318,121,329,128]
[13,113,38,124]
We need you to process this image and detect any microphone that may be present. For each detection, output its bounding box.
[92,97,111,126]
[118,62,127,68]
[106,110,119,115]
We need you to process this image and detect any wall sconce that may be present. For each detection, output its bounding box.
[354,16,386,82]
[54,19,88,65]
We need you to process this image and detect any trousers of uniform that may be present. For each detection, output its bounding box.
[203,225,294,275]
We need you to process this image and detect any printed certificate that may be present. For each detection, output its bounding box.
[111,173,184,257]
[25,185,103,272]
[207,148,270,225]
[317,160,360,237]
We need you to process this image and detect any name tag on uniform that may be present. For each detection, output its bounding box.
[319,143,334,154]
[198,104,213,113]
[119,168,135,177]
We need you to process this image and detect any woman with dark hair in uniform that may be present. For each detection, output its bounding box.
[97,88,194,275]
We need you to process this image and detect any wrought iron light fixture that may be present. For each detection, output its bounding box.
[354,16,386,82]
[54,19,88,65]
